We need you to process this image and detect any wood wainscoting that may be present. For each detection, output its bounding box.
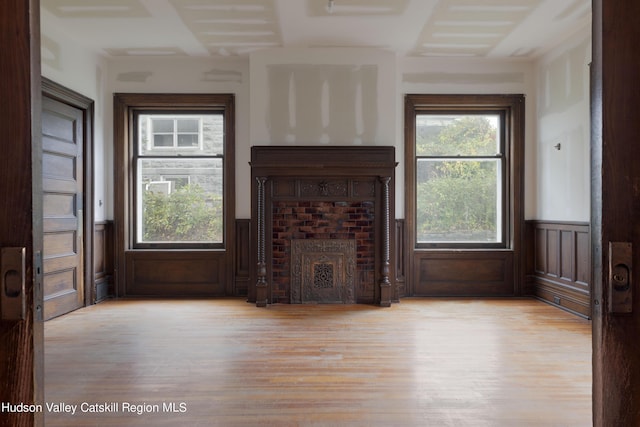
[235,219,251,298]
[93,221,114,302]
[412,250,515,296]
[395,219,407,299]
[90,220,253,301]
[525,221,591,318]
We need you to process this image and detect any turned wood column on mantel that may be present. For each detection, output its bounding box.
[379,176,392,307]
[249,146,397,307]
[254,176,268,307]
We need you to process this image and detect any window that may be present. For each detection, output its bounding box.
[135,112,224,246]
[405,95,524,249]
[416,113,504,244]
[114,94,235,250]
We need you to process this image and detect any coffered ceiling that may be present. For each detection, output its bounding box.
[41,0,591,59]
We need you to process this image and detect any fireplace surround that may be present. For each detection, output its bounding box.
[249,146,397,306]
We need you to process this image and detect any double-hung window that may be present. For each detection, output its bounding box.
[134,112,225,247]
[406,94,524,250]
[416,113,504,245]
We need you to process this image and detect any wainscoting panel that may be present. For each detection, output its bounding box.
[412,251,514,296]
[124,251,227,296]
[395,219,406,299]
[235,219,251,297]
[93,221,113,302]
[526,221,591,318]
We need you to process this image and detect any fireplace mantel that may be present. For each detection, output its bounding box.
[249,146,397,307]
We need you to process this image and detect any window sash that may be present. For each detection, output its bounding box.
[149,117,203,150]
[413,110,508,248]
[133,112,226,248]
[416,158,503,244]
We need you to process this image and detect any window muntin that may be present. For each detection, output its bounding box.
[134,112,224,247]
[148,117,202,149]
[415,113,505,246]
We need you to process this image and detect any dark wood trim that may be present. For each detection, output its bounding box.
[525,220,591,318]
[412,250,515,296]
[112,93,235,297]
[0,0,43,425]
[592,0,640,424]
[234,219,251,297]
[404,94,525,297]
[395,219,406,299]
[93,221,114,302]
[42,77,95,307]
[124,251,227,296]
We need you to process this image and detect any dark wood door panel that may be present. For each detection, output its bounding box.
[42,95,84,320]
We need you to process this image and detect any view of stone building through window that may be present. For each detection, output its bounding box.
[135,113,224,244]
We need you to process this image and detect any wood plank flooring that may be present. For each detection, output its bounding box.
[44,298,591,426]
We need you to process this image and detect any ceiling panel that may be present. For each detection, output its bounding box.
[40,0,591,60]
[170,0,282,56]
[411,0,538,57]
[42,0,150,18]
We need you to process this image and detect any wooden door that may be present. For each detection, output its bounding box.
[0,0,43,425]
[592,0,640,425]
[42,96,84,320]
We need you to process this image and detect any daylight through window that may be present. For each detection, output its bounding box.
[415,113,504,244]
[134,112,224,246]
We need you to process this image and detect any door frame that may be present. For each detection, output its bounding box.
[42,78,95,308]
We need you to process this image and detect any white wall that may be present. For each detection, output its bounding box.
[533,25,591,221]
[41,8,109,221]
[40,16,592,225]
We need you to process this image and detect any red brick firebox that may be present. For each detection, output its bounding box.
[271,200,375,303]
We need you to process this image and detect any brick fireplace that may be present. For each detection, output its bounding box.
[249,146,397,306]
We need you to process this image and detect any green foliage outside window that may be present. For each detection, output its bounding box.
[143,184,223,243]
[416,116,500,242]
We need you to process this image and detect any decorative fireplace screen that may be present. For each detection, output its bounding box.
[291,239,356,303]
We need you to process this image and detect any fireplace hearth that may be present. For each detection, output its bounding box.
[250,146,397,306]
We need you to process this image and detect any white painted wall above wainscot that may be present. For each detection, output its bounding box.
[249,48,397,147]
[534,24,591,222]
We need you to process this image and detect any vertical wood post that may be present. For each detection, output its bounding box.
[255,176,269,307]
[379,176,392,307]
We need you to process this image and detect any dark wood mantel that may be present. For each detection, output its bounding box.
[249,146,398,307]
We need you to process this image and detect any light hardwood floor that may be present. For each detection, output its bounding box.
[44,298,591,426]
